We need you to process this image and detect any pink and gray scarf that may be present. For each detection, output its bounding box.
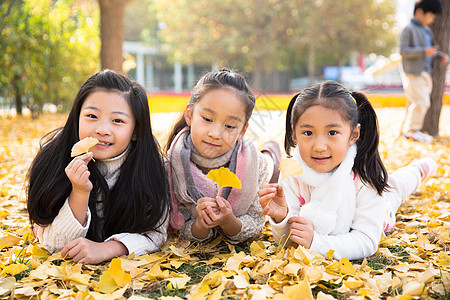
[168,127,259,230]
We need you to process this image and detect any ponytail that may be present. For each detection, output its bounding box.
[165,113,188,155]
[284,93,300,156]
[352,91,389,195]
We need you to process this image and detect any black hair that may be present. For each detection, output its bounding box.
[414,0,442,14]
[284,81,388,195]
[27,69,169,241]
[164,68,255,155]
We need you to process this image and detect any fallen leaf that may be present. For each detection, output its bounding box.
[343,277,364,290]
[283,278,313,300]
[98,271,117,294]
[1,263,28,276]
[402,281,426,296]
[250,240,267,258]
[71,137,98,157]
[166,275,190,290]
[338,257,355,275]
[0,234,21,250]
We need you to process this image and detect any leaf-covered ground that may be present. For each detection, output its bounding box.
[0,105,449,299]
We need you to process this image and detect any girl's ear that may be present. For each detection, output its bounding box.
[237,123,249,141]
[291,130,297,144]
[349,123,361,145]
[184,103,192,126]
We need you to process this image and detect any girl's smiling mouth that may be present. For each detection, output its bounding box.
[312,156,331,163]
[96,141,112,148]
[204,141,220,148]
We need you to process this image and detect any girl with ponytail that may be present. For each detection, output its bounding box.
[260,81,437,260]
[165,69,280,243]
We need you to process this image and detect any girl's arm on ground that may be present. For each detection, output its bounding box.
[35,198,91,253]
[60,208,170,264]
[309,186,385,260]
[106,208,169,256]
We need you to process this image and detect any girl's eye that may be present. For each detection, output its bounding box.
[87,114,97,119]
[328,130,338,136]
[202,116,212,122]
[225,124,236,130]
[113,119,125,124]
[303,131,313,136]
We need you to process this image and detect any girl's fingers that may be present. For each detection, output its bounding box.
[206,206,219,222]
[288,216,309,225]
[79,171,91,182]
[259,193,275,207]
[61,242,77,259]
[216,197,231,211]
[258,186,277,198]
[81,152,93,164]
[200,218,214,229]
[201,210,214,225]
[262,205,270,215]
[197,202,218,212]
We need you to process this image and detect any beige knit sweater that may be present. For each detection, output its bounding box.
[35,150,168,256]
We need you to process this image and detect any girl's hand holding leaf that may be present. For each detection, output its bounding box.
[288,216,314,248]
[258,183,288,223]
[65,152,94,193]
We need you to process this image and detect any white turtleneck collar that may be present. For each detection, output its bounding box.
[96,146,130,185]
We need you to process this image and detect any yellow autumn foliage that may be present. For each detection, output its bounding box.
[0,103,449,299]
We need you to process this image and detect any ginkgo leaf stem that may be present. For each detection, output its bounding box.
[281,231,292,249]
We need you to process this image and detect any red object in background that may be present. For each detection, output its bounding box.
[358,53,365,72]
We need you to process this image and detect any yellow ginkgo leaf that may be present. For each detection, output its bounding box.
[108,258,131,287]
[338,257,356,275]
[206,167,242,196]
[0,234,21,251]
[98,271,118,294]
[1,264,28,276]
[71,137,99,157]
[279,158,303,180]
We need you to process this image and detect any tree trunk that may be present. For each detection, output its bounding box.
[423,0,450,136]
[98,0,130,73]
[13,75,22,116]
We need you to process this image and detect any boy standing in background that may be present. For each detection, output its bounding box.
[399,0,448,142]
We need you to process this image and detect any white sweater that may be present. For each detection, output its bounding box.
[269,173,386,261]
[35,150,168,256]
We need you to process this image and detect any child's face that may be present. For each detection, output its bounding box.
[292,105,360,173]
[79,90,136,160]
[184,89,248,158]
[416,9,436,26]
